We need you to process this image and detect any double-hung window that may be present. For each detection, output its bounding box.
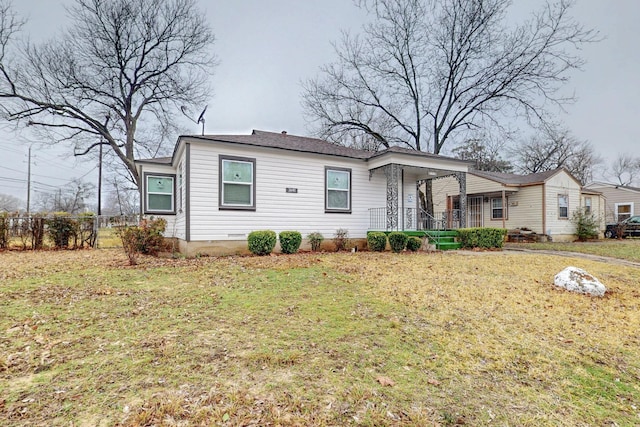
[325,167,351,213]
[584,196,592,215]
[558,194,569,219]
[219,156,255,210]
[145,173,175,214]
[490,197,506,220]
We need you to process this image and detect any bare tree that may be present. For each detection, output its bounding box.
[514,125,601,185]
[608,153,640,186]
[0,0,216,190]
[302,0,598,155]
[452,138,513,173]
[34,180,95,214]
[0,192,21,211]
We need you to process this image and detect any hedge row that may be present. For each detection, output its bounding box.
[457,227,507,249]
[367,231,422,253]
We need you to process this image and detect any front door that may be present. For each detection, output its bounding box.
[468,196,483,227]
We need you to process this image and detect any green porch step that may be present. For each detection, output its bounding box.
[424,231,461,251]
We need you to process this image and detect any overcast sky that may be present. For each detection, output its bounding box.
[1,0,639,207]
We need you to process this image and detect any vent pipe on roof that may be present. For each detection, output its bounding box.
[281,131,287,135]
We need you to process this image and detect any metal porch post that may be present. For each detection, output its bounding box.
[385,164,400,231]
[455,171,467,228]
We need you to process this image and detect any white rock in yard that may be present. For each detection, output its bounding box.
[554,266,606,297]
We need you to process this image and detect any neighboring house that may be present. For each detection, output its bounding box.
[136,130,471,255]
[431,168,605,242]
[583,181,640,223]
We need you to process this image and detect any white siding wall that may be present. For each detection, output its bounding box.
[140,163,179,234]
[187,141,387,240]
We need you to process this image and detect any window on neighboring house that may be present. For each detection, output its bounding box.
[325,167,351,213]
[584,197,592,215]
[177,160,184,213]
[615,203,632,222]
[491,197,506,220]
[145,173,175,214]
[558,194,569,219]
[219,156,255,210]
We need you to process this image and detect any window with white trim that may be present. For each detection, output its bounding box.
[219,156,255,210]
[615,203,633,222]
[558,194,569,219]
[584,196,592,215]
[145,174,175,214]
[325,167,351,213]
[491,197,506,220]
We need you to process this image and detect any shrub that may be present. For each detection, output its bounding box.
[279,231,302,254]
[307,232,324,252]
[406,236,422,252]
[0,212,8,249]
[367,232,387,252]
[457,228,507,249]
[47,213,74,249]
[333,228,349,251]
[388,232,408,253]
[248,230,277,255]
[571,208,599,241]
[115,218,168,265]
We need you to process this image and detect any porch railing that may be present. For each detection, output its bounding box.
[368,208,461,231]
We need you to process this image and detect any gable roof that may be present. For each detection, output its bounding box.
[469,168,579,187]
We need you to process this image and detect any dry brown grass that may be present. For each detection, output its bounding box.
[1,249,639,426]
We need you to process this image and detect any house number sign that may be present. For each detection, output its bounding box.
[286,188,298,193]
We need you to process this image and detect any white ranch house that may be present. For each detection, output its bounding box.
[136,130,472,255]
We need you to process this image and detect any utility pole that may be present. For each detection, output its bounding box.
[98,142,103,215]
[26,146,31,215]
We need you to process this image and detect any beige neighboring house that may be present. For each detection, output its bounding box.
[431,168,605,242]
[583,182,640,223]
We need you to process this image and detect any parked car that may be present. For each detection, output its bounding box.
[604,215,640,238]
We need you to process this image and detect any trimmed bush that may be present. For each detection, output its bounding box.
[457,227,507,249]
[248,230,277,255]
[367,232,387,252]
[47,213,74,249]
[307,232,324,251]
[406,236,422,252]
[388,232,408,253]
[279,231,302,254]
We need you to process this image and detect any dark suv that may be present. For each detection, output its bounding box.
[605,215,640,238]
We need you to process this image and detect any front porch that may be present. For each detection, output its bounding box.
[368,207,462,231]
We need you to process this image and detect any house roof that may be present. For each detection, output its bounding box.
[138,129,470,167]
[585,181,640,193]
[469,168,568,187]
[189,130,372,159]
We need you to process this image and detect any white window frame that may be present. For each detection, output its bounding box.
[219,155,256,211]
[490,197,507,220]
[558,194,569,219]
[583,196,592,215]
[615,202,633,222]
[144,173,175,214]
[325,167,352,213]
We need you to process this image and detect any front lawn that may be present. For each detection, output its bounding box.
[506,239,640,263]
[1,250,639,425]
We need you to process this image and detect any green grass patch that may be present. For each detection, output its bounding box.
[508,239,640,263]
